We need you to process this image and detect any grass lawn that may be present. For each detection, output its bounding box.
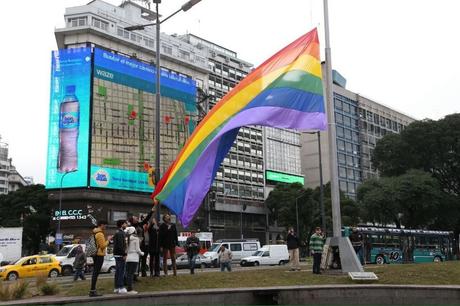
[61,261,460,297]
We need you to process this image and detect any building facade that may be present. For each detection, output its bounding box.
[178,34,268,241]
[50,0,269,242]
[300,70,415,199]
[0,137,28,194]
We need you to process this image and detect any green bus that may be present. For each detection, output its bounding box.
[345,226,456,264]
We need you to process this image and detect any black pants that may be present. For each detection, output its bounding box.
[90,255,104,291]
[149,251,160,276]
[126,262,137,291]
[140,252,148,276]
[313,253,322,274]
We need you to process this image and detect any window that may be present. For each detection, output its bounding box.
[92,18,108,31]
[162,44,173,55]
[230,244,242,252]
[337,140,345,151]
[339,167,346,178]
[343,103,350,113]
[336,126,344,138]
[338,153,346,165]
[243,243,259,251]
[39,257,52,264]
[69,17,87,27]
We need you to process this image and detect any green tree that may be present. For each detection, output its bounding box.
[0,184,51,255]
[373,114,460,195]
[266,182,360,239]
[357,170,442,228]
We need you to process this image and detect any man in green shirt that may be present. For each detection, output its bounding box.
[309,227,325,274]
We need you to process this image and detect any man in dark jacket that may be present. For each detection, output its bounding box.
[148,216,161,277]
[185,231,201,274]
[286,227,300,271]
[159,213,178,276]
[113,219,127,294]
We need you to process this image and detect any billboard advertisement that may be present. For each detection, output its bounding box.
[90,48,197,192]
[46,48,92,189]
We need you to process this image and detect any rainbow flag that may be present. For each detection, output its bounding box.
[153,28,326,227]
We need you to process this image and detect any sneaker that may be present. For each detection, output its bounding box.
[127,290,138,295]
[89,290,102,297]
[113,289,119,294]
[118,288,128,294]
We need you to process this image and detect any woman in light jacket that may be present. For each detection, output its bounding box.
[125,226,144,294]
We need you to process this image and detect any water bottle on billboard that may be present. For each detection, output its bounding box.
[58,85,79,172]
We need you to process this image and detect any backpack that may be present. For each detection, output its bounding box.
[85,234,97,257]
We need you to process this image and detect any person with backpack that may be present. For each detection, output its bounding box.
[88,220,112,297]
[113,219,127,294]
[125,226,144,294]
[73,245,86,281]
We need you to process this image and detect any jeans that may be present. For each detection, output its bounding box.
[73,268,85,281]
[188,254,198,273]
[149,251,160,276]
[220,262,231,272]
[313,252,322,274]
[114,256,126,289]
[90,256,104,291]
[125,262,137,291]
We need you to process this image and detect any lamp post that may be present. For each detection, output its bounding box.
[125,0,201,224]
[56,169,76,252]
[295,192,306,237]
[316,131,326,234]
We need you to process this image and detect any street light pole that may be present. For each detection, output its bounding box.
[154,0,161,225]
[56,169,76,252]
[125,0,201,225]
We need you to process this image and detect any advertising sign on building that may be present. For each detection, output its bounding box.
[46,47,197,194]
[0,227,22,262]
[46,48,92,188]
[89,48,197,192]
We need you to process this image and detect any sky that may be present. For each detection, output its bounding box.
[0,0,459,184]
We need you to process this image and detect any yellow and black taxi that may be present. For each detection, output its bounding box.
[0,255,61,281]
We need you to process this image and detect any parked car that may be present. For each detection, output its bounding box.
[0,255,61,281]
[169,254,212,269]
[100,255,116,273]
[240,245,289,266]
[203,239,260,267]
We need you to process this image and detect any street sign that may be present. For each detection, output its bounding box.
[56,233,63,245]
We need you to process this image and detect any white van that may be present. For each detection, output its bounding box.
[240,245,289,266]
[203,239,260,267]
[55,244,94,275]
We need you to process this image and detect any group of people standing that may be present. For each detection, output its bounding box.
[286,226,325,274]
[88,206,180,297]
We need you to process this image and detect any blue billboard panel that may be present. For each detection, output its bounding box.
[90,48,197,193]
[46,48,92,189]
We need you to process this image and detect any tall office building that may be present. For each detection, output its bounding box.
[300,70,415,199]
[178,34,267,241]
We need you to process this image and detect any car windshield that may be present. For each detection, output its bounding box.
[252,251,264,256]
[56,245,73,256]
[209,243,221,252]
[11,258,24,265]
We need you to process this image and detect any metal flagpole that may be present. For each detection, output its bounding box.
[323,0,363,273]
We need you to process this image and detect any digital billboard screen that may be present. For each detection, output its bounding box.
[46,48,92,189]
[90,48,197,192]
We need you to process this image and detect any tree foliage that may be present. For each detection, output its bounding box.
[266,182,359,239]
[357,170,445,229]
[373,114,460,195]
[0,184,51,255]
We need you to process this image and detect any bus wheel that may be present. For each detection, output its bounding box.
[433,256,442,262]
[376,255,385,265]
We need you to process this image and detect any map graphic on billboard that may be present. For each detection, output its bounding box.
[90,48,197,192]
[46,48,92,189]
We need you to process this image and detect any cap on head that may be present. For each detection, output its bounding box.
[125,226,136,235]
